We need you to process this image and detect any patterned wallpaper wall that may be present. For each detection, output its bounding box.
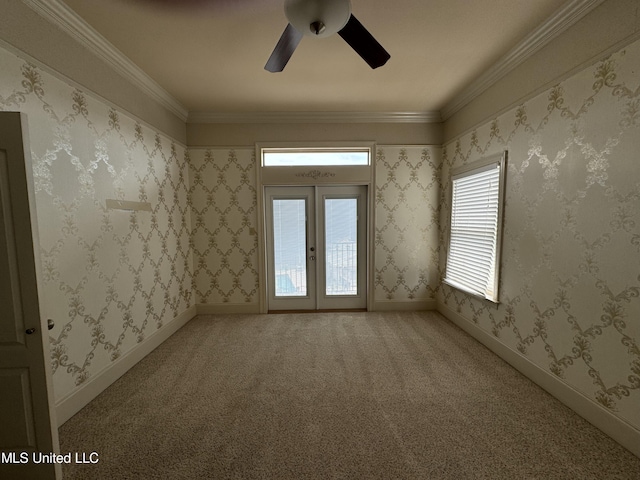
[375,146,440,304]
[188,148,259,306]
[189,146,440,309]
[439,39,640,428]
[0,45,440,403]
[0,46,193,402]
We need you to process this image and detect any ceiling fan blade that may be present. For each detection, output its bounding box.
[338,14,390,69]
[265,23,304,72]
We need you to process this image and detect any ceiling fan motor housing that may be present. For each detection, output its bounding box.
[285,0,352,37]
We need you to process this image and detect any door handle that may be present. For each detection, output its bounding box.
[26,320,54,335]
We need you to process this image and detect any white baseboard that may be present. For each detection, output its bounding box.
[437,302,640,458]
[55,305,197,426]
[372,300,436,311]
[198,302,435,314]
[196,303,260,315]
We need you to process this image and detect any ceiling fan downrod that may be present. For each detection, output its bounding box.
[310,20,326,35]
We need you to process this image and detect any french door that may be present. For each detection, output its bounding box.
[265,185,367,311]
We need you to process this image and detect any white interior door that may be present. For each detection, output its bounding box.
[0,113,60,479]
[265,185,367,311]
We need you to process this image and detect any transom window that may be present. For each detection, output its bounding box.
[262,148,370,167]
[444,151,507,303]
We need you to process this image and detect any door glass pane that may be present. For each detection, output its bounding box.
[324,198,357,296]
[273,199,307,296]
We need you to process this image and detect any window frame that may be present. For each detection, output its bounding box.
[444,151,507,304]
[256,142,374,187]
[261,147,371,167]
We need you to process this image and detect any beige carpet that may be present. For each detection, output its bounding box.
[59,311,640,479]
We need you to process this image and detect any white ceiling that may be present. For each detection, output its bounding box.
[56,0,571,118]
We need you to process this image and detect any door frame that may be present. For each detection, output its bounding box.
[256,142,376,313]
[264,185,368,311]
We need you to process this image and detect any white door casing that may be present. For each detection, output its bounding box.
[265,185,367,311]
[255,142,375,313]
[0,112,60,479]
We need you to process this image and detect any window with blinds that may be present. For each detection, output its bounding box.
[444,151,506,303]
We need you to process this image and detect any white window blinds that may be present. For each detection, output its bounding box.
[444,153,506,303]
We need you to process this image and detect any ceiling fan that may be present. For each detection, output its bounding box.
[265,0,390,72]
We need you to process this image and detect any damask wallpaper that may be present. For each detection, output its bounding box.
[439,39,640,429]
[0,41,441,406]
[188,148,259,306]
[0,46,194,403]
[375,146,440,305]
[188,146,440,309]
[7,23,637,438]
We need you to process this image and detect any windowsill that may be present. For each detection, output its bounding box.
[442,278,500,305]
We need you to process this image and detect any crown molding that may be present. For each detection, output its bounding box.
[187,111,442,124]
[21,0,602,126]
[22,0,189,121]
[441,0,605,120]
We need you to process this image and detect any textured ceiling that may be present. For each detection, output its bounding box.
[60,0,568,114]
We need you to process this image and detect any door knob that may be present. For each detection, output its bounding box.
[25,328,36,335]
[47,319,55,330]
